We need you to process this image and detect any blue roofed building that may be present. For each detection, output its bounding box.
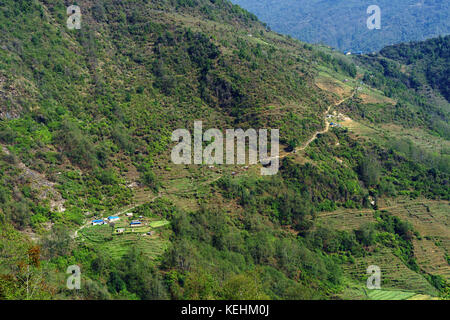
[91,219,104,226]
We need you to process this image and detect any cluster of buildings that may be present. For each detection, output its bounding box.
[91,214,144,226]
[91,216,120,226]
[91,213,146,235]
[130,220,142,227]
[87,211,166,238]
[327,113,345,128]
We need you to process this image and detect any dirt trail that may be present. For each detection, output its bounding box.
[265,92,355,162]
[74,91,355,237]
[73,194,161,238]
[293,96,348,153]
[180,92,356,189]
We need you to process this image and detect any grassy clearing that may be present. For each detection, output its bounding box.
[379,124,450,154]
[339,282,427,300]
[319,198,450,284]
[149,220,170,228]
[316,208,375,231]
[366,289,417,300]
[407,294,440,300]
[377,199,450,281]
[355,84,396,105]
[79,224,111,244]
[315,70,354,98]
[342,248,438,296]
[413,238,450,280]
[336,116,381,139]
[79,221,171,261]
[101,233,169,261]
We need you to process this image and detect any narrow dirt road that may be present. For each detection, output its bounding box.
[266,92,354,162]
[74,91,355,237]
[294,97,347,152]
[73,194,161,238]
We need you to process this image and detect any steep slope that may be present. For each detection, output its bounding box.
[345,36,450,173]
[0,0,448,300]
[377,36,450,103]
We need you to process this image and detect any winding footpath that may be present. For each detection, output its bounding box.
[73,194,161,238]
[294,96,348,152]
[74,91,355,238]
[268,91,355,162]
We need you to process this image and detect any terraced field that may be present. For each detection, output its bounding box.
[102,234,170,261]
[315,71,353,99]
[149,220,170,228]
[342,248,439,296]
[366,289,417,300]
[413,238,450,281]
[379,199,450,281]
[318,198,450,285]
[407,294,440,300]
[340,284,438,300]
[79,223,171,261]
[316,208,375,231]
[383,200,449,240]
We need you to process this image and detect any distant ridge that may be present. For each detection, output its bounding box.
[231,0,450,52]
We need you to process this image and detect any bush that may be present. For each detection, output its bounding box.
[54,120,97,168]
[140,169,160,191]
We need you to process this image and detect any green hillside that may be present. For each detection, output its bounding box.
[0,0,448,300]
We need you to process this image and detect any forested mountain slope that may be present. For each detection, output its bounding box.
[0,0,448,300]
[231,0,450,52]
[376,36,450,102]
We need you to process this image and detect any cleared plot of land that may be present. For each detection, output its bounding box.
[377,199,450,281]
[149,220,170,228]
[407,294,440,300]
[366,289,417,300]
[315,71,354,99]
[79,224,170,261]
[102,234,169,261]
[382,200,449,239]
[339,286,369,300]
[316,208,375,231]
[342,248,438,296]
[335,107,449,167]
[355,84,396,105]
[358,92,396,105]
[413,238,450,280]
[318,198,448,297]
[379,124,450,154]
[339,283,437,300]
[336,115,380,138]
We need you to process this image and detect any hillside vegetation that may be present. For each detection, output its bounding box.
[231,0,450,52]
[0,0,448,300]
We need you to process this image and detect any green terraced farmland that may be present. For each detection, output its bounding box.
[101,234,170,261]
[79,223,170,261]
[317,208,375,231]
[342,248,439,296]
[79,225,112,243]
[367,289,417,300]
[149,220,170,228]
